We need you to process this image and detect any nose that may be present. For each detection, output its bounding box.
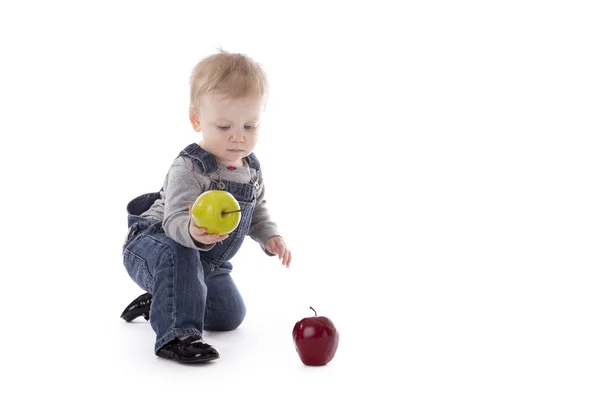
[230,129,245,142]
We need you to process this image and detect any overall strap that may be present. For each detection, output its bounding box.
[180,143,261,172]
[180,143,219,173]
[245,152,260,171]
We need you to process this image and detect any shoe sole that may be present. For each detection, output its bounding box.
[156,350,220,364]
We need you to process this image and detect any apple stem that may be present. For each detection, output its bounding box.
[309,306,317,317]
[222,209,242,215]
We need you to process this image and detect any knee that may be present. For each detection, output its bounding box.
[220,314,245,331]
[227,304,247,330]
[207,302,246,331]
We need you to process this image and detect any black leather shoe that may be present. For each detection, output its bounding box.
[120,293,152,322]
[157,335,220,363]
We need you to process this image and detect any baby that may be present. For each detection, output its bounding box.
[120,50,292,364]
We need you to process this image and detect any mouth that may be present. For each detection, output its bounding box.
[227,149,245,153]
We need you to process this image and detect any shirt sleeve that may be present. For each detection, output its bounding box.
[162,157,216,251]
[248,170,281,256]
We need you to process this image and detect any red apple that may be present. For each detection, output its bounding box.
[292,306,339,366]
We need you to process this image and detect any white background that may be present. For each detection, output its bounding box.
[1,0,599,398]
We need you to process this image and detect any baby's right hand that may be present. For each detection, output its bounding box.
[188,204,229,245]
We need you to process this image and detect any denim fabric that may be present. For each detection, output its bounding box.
[122,146,257,354]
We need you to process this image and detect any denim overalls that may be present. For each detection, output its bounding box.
[122,144,259,353]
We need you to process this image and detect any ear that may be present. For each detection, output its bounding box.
[189,107,201,132]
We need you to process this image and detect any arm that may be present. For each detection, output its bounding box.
[162,157,216,251]
[248,172,281,256]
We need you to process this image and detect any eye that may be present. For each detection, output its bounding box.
[217,125,230,131]
[244,125,256,130]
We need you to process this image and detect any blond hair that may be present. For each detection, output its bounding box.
[189,49,268,111]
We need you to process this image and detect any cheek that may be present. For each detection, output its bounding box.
[204,130,224,143]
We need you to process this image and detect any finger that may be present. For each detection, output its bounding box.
[191,226,207,236]
[196,232,217,242]
[272,240,283,256]
[202,235,218,244]
[283,250,290,267]
[277,242,287,260]
[285,250,291,267]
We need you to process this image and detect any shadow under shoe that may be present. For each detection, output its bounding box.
[120,293,152,322]
[157,335,220,363]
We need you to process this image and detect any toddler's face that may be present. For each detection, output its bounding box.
[191,93,265,167]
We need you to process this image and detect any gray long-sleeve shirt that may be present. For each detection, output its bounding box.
[140,153,280,253]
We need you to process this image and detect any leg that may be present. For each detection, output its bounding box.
[204,270,247,331]
[123,232,208,353]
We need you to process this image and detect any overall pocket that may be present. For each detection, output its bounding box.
[123,248,153,291]
[230,199,255,239]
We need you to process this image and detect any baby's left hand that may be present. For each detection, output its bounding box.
[265,236,292,268]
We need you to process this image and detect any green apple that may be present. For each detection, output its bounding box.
[191,190,241,235]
